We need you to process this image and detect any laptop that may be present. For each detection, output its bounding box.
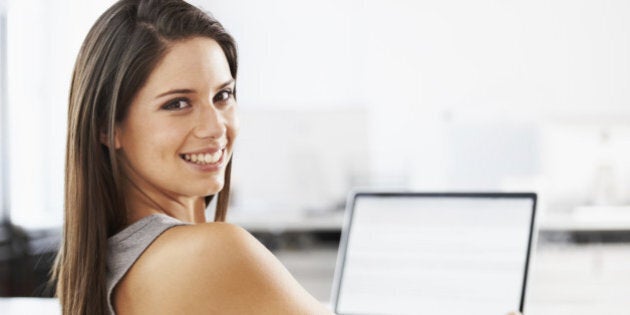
[331,192,537,315]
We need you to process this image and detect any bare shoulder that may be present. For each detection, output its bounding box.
[113,222,331,315]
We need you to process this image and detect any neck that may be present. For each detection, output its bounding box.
[123,176,207,225]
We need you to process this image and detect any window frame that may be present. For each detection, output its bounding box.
[0,3,9,224]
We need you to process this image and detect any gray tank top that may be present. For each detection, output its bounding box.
[106,214,190,315]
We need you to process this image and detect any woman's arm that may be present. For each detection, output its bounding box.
[114,222,332,314]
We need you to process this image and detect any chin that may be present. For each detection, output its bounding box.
[201,180,225,196]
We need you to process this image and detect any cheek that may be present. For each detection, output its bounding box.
[126,118,188,161]
[226,110,240,143]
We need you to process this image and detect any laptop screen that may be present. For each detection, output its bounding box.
[332,193,536,315]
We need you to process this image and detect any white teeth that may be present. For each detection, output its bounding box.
[210,151,221,163]
[182,150,223,165]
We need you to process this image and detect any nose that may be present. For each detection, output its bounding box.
[193,102,225,139]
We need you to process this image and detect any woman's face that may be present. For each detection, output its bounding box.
[114,37,238,200]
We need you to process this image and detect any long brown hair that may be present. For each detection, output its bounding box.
[51,1,238,313]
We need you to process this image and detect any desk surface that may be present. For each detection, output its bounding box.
[230,206,630,233]
[229,210,345,232]
[539,206,630,231]
[0,298,60,315]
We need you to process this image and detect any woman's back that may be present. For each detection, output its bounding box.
[109,214,330,314]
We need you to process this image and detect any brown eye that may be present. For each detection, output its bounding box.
[213,89,233,103]
[162,98,191,111]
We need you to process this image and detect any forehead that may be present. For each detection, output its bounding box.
[142,37,232,94]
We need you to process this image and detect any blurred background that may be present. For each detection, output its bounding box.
[0,0,629,314]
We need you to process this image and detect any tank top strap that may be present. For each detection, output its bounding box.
[106,214,191,315]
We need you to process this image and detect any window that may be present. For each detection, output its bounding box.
[5,1,112,229]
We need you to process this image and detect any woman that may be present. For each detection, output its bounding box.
[51,0,331,314]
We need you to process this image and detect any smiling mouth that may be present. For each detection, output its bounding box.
[179,148,225,165]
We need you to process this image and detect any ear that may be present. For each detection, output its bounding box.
[99,126,122,149]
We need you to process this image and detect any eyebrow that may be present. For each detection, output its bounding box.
[155,79,236,99]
